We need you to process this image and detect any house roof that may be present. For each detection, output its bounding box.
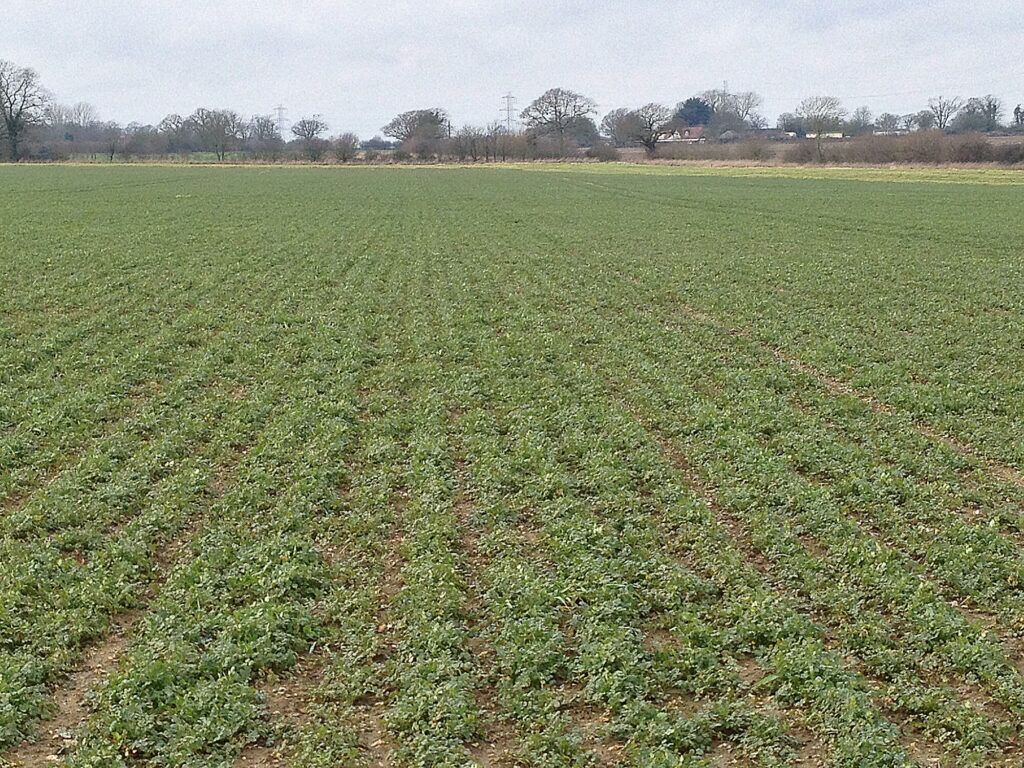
[662,125,705,142]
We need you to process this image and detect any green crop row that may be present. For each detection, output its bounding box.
[2,164,1023,768]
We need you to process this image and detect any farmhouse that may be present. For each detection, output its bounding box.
[662,125,707,143]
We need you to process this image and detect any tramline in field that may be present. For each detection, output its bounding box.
[2,164,1024,767]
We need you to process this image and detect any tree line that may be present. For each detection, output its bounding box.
[2,58,1022,162]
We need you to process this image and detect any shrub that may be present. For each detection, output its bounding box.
[779,132,1024,166]
[842,136,899,164]
[586,142,620,162]
[735,140,774,161]
[333,133,360,163]
[784,141,820,164]
[897,131,948,164]
[993,142,1024,165]
[655,140,777,162]
[948,134,994,163]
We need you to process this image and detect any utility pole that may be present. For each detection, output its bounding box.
[274,105,287,137]
[501,93,518,132]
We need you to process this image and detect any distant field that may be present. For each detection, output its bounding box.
[2,164,1024,768]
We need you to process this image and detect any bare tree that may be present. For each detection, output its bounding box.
[847,106,874,135]
[46,102,99,128]
[158,114,193,154]
[928,96,962,131]
[699,88,766,134]
[947,96,1003,133]
[600,108,640,147]
[731,91,764,123]
[796,96,847,162]
[450,125,484,162]
[188,108,245,160]
[247,114,279,140]
[291,115,329,142]
[480,123,500,162]
[291,115,330,161]
[0,60,49,160]
[247,115,283,159]
[99,121,124,161]
[629,103,674,156]
[777,112,806,136]
[970,95,1003,131]
[699,89,732,114]
[333,132,360,162]
[70,102,98,127]
[158,113,184,133]
[382,111,419,143]
[520,88,596,154]
[382,109,449,143]
[122,122,162,158]
[486,123,517,162]
[875,113,902,133]
[42,101,102,153]
[915,111,936,131]
[43,102,74,126]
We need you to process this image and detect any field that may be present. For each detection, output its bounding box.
[1,163,1023,768]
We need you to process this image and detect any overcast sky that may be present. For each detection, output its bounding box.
[5,1,1022,136]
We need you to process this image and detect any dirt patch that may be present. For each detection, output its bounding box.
[703,740,755,766]
[1,462,62,516]
[262,660,321,727]
[233,745,284,768]
[351,702,395,767]
[466,686,520,768]
[450,439,522,768]
[2,444,250,766]
[642,625,677,654]
[898,727,955,768]
[209,448,248,498]
[354,505,406,766]
[784,716,827,768]
[561,692,623,767]
[3,613,136,767]
[736,656,765,688]
[2,488,29,513]
[231,654,325,768]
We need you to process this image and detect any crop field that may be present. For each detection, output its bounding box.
[1,163,1024,768]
